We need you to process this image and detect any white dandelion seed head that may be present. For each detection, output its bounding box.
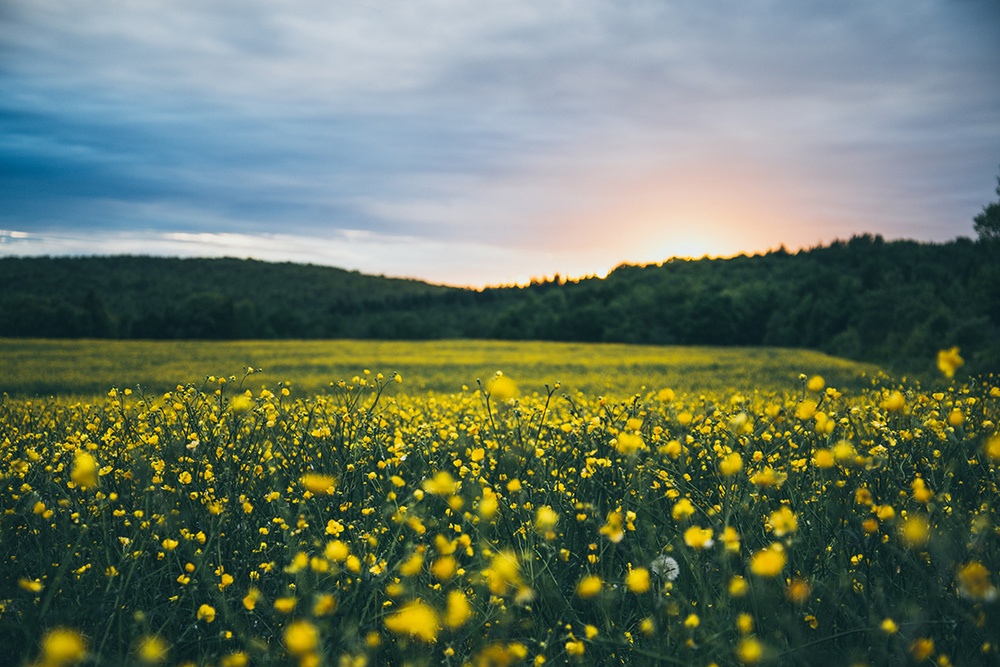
[650,555,680,581]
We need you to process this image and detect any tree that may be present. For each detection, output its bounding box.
[973,166,1000,243]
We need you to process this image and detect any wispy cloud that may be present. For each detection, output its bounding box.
[2,0,999,286]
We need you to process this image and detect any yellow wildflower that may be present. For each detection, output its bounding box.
[749,544,786,577]
[719,452,743,476]
[683,525,714,550]
[806,375,825,392]
[671,498,696,521]
[71,451,98,489]
[284,619,320,656]
[384,600,440,642]
[445,590,472,628]
[626,567,651,594]
[882,390,905,412]
[736,637,764,664]
[768,506,798,537]
[40,628,88,666]
[487,373,518,403]
[423,471,459,496]
[196,604,215,623]
[599,511,625,543]
[957,561,997,601]
[576,574,603,599]
[135,635,169,664]
[910,638,935,661]
[300,473,336,495]
[899,515,930,549]
[937,347,963,378]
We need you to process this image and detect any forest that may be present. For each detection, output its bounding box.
[1,234,998,374]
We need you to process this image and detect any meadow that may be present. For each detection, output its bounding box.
[1,340,997,666]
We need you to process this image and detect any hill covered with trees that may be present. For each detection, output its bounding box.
[1,235,998,373]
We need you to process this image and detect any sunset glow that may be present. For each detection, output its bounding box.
[2,1,998,287]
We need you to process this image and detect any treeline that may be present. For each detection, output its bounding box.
[2,235,998,373]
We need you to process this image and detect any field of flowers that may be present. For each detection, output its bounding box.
[2,344,998,666]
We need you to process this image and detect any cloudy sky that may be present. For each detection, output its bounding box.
[2,1,999,287]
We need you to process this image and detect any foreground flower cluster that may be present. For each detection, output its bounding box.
[2,365,999,666]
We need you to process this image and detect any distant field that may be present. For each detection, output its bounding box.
[0,338,881,398]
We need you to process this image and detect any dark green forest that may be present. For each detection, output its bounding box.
[1,234,998,374]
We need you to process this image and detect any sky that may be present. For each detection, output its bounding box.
[2,1,999,287]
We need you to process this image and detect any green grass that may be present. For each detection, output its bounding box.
[0,339,882,399]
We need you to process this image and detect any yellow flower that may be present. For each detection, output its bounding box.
[325,539,349,562]
[833,440,858,465]
[487,373,518,403]
[812,448,835,468]
[615,431,645,456]
[672,498,696,521]
[284,619,320,656]
[599,511,625,543]
[399,551,424,577]
[749,467,787,488]
[314,593,337,616]
[422,471,459,496]
[957,561,998,601]
[273,597,297,614]
[445,590,472,628]
[736,637,764,664]
[229,394,253,413]
[910,638,934,661]
[576,574,603,599]
[478,489,499,519]
[749,544,786,577]
[431,556,457,581]
[785,577,811,604]
[483,550,522,595]
[984,435,1000,463]
[729,575,748,597]
[736,613,753,635]
[242,588,261,611]
[300,473,336,495]
[565,638,586,657]
[880,618,899,635]
[71,451,98,489]
[795,399,817,420]
[584,624,599,639]
[135,635,169,664]
[721,526,741,553]
[806,375,825,392]
[40,628,88,666]
[911,478,934,504]
[19,578,44,593]
[767,506,798,537]
[882,390,905,412]
[937,347,963,378]
[220,652,249,667]
[899,515,930,549]
[196,604,216,623]
[384,600,440,642]
[535,505,559,534]
[683,613,700,629]
[626,567,651,594]
[719,452,743,476]
[683,525,714,550]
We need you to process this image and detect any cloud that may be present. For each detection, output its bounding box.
[2,0,999,286]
